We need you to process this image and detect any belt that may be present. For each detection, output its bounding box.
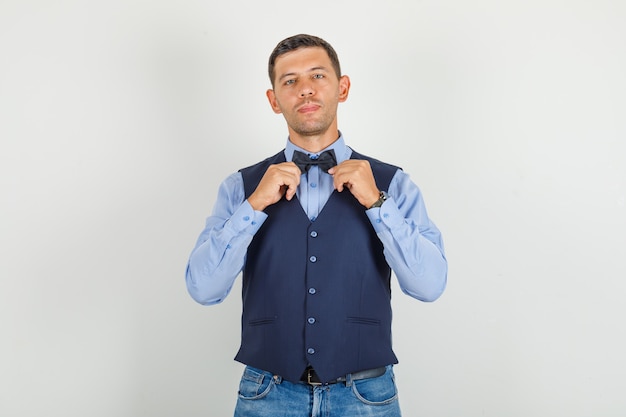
[300,366,386,386]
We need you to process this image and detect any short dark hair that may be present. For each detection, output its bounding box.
[268,34,342,88]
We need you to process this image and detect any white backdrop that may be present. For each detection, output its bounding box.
[1,1,625,416]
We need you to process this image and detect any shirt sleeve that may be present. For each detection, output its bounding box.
[366,170,448,302]
[185,172,267,305]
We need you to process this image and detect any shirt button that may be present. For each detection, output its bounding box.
[310,231,318,238]
[307,348,315,355]
[307,317,316,324]
[376,219,382,223]
[310,216,317,222]
[243,216,250,221]
[308,287,317,294]
[310,183,317,188]
[309,256,317,263]
[383,213,389,218]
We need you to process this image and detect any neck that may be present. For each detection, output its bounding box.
[288,129,340,153]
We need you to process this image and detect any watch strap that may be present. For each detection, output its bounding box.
[369,191,388,209]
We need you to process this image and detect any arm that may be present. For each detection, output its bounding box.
[185,161,302,305]
[328,161,447,302]
[185,172,267,305]
[366,170,448,302]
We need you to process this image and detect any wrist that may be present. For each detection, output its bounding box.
[368,191,388,209]
[247,195,267,212]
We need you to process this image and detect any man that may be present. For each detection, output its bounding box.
[186,34,447,417]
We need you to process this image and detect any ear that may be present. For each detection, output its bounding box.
[338,75,351,103]
[266,89,282,114]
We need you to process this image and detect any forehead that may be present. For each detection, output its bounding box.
[274,47,333,75]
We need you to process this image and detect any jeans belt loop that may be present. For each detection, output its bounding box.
[345,371,354,387]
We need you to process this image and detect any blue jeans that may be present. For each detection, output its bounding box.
[234,365,401,417]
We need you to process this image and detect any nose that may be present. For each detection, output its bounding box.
[299,81,314,97]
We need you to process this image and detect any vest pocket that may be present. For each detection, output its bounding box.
[346,316,380,326]
[248,316,277,326]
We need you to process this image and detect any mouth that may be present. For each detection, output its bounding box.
[297,102,321,114]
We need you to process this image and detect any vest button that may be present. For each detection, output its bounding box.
[307,317,316,324]
[310,231,318,238]
[307,348,315,355]
[308,287,316,294]
[309,256,317,263]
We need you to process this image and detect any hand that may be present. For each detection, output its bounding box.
[328,160,380,208]
[248,162,302,211]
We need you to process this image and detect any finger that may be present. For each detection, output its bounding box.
[284,173,301,201]
[282,180,296,200]
[282,161,303,176]
[334,176,346,192]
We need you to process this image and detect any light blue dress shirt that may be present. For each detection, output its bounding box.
[186,135,447,305]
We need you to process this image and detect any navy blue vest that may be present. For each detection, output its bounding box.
[236,149,400,383]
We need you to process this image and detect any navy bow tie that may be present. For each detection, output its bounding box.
[292,149,337,173]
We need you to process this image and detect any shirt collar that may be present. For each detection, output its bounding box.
[284,132,350,164]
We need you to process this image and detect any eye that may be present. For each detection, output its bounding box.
[284,79,295,86]
[313,73,324,79]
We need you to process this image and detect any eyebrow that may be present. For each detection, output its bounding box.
[278,66,329,82]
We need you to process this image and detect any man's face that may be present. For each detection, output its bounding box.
[267,47,350,139]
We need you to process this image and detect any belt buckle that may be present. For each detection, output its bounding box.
[306,368,323,386]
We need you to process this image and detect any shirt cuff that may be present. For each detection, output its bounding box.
[366,196,404,232]
[226,199,267,235]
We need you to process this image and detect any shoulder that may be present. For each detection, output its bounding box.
[239,150,286,174]
[349,148,402,171]
[238,150,286,197]
[349,148,402,190]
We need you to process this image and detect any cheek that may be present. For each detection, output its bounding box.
[275,94,297,112]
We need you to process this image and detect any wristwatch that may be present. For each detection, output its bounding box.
[369,191,388,209]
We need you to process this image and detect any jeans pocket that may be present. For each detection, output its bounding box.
[351,367,398,406]
[237,367,275,400]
